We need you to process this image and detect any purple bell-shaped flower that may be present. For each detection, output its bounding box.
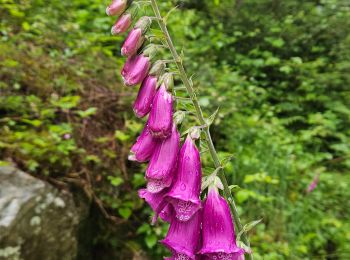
[121,16,151,56]
[106,0,127,16]
[146,124,180,193]
[111,13,132,35]
[133,61,165,118]
[198,188,244,260]
[133,75,157,118]
[166,136,202,221]
[121,54,150,86]
[129,124,157,162]
[148,84,173,139]
[121,28,144,57]
[138,188,172,223]
[161,209,202,259]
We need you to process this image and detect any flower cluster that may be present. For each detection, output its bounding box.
[106,1,245,259]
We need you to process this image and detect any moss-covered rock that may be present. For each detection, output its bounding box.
[0,166,86,260]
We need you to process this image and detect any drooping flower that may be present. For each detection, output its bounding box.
[161,209,202,260]
[307,173,320,193]
[138,188,172,223]
[133,61,165,118]
[121,28,144,56]
[111,13,132,35]
[198,188,244,260]
[148,84,173,139]
[133,75,157,117]
[121,54,150,86]
[106,0,128,16]
[129,124,157,162]
[166,136,202,221]
[121,16,151,56]
[146,125,180,193]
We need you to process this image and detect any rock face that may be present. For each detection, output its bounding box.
[0,166,82,260]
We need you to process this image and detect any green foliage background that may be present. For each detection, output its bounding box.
[1,0,349,259]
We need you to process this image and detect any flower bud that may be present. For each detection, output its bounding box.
[134,16,152,34]
[149,60,166,77]
[160,73,174,90]
[142,44,159,60]
[111,13,132,35]
[161,210,202,259]
[106,0,128,16]
[133,75,157,118]
[198,188,244,259]
[121,54,151,86]
[148,84,173,139]
[129,124,157,162]
[121,28,145,57]
[166,136,202,221]
[174,111,186,125]
[146,125,180,193]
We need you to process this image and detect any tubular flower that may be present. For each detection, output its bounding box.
[161,210,202,260]
[121,28,144,56]
[146,125,180,193]
[106,0,128,16]
[138,189,172,223]
[307,174,319,193]
[129,124,157,162]
[133,75,157,118]
[111,13,132,35]
[148,84,173,139]
[198,188,244,260]
[121,54,150,86]
[166,136,202,221]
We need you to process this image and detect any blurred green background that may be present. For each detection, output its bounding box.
[1,0,349,259]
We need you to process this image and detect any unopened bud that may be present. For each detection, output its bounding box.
[143,44,158,59]
[135,16,152,34]
[160,73,174,90]
[106,0,128,16]
[189,127,201,140]
[149,61,166,77]
[174,111,186,125]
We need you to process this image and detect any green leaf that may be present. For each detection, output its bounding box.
[76,107,97,118]
[115,130,130,142]
[108,176,124,187]
[237,219,263,242]
[21,119,42,127]
[145,234,157,248]
[206,107,220,126]
[118,208,132,219]
[51,96,80,110]
[137,223,151,235]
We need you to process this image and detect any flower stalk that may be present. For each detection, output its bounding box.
[149,1,253,259]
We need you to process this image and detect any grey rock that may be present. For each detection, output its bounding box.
[0,166,82,260]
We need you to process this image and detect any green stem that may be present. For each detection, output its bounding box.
[149,1,253,259]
